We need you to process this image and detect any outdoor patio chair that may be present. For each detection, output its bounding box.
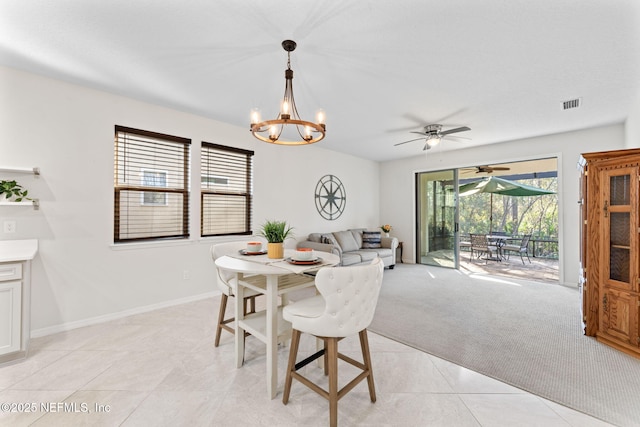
[469,233,499,263]
[459,235,472,253]
[502,234,532,264]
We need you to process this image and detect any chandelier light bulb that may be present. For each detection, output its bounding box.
[281,100,290,118]
[317,109,325,126]
[250,108,261,125]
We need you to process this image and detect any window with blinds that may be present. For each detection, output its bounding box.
[114,126,190,243]
[201,142,254,237]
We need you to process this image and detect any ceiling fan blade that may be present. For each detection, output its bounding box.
[491,167,511,170]
[393,137,425,146]
[440,126,471,136]
[410,131,428,136]
[442,135,471,141]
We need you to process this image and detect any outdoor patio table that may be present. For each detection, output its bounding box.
[486,234,510,260]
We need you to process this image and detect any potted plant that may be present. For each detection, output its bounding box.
[259,220,293,259]
[0,180,31,202]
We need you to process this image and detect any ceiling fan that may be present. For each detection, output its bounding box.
[394,124,471,151]
[463,165,511,174]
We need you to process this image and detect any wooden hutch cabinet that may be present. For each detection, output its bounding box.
[579,148,640,358]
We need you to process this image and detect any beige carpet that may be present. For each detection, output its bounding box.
[369,263,640,427]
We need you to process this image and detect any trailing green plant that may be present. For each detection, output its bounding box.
[0,180,31,202]
[258,220,293,243]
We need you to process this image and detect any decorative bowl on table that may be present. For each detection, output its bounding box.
[293,248,314,261]
[245,241,263,253]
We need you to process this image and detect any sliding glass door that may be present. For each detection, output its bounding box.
[416,169,459,268]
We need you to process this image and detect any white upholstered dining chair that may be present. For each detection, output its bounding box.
[282,257,384,427]
[211,241,265,347]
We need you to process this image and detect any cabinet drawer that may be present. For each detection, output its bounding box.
[0,263,22,281]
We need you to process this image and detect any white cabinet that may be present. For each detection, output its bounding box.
[0,240,37,365]
[0,275,22,355]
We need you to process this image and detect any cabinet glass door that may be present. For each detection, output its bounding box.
[603,167,637,291]
[599,166,638,346]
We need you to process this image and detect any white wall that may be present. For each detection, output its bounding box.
[380,124,626,285]
[626,88,640,148]
[0,66,380,334]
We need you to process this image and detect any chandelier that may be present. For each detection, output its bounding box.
[250,40,326,145]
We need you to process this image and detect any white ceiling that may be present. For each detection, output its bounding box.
[2,0,639,162]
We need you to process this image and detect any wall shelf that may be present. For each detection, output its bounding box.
[0,166,41,209]
[0,167,40,176]
[0,200,39,210]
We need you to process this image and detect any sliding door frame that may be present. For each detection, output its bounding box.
[415,168,460,269]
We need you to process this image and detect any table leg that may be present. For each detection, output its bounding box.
[234,273,245,369]
[266,275,278,399]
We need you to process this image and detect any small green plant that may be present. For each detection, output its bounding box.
[259,220,293,243]
[0,180,31,202]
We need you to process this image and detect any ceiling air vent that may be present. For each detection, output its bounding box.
[562,98,581,110]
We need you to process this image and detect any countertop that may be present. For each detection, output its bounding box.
[0,239,38,262]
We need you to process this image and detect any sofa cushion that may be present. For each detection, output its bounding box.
[307,233,324,243]
[333,230,359,252]
[348,229,365,248]
[351,250,378,262]
[362,230,382,248]
[341,252,362,266]
[360,248,393,258]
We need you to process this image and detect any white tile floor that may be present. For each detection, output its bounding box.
[0,297,613,426]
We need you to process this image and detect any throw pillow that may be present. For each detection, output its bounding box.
[362,230,382,248]
[320,233,336,245]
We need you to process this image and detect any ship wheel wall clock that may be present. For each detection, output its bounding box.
[314,174,346,220]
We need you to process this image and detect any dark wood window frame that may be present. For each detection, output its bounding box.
[201,142,254,237]
[114,125,191,243]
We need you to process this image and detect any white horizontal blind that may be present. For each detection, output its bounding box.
[114,126,190,242]
[201,142,253,236]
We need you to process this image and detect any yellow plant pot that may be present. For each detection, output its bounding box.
[267,242,284,259]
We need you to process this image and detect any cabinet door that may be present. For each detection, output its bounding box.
[601,167,638,292]
[0,280,22,355]
[600,288,639,345]
[599,166,639,346]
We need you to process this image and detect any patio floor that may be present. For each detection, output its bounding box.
[459,252,559,283]
[421,249,559,283]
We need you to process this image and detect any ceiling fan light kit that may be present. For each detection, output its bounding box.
[394,124,470,151]
[250,40,326,146]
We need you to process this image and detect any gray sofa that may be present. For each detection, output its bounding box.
[297,228,398,269]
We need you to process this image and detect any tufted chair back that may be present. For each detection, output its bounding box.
[289,257,384,338]
[211,241,256,295]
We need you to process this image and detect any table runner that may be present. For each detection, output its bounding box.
[227,251,335,274]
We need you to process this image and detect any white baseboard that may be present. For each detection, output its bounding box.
[30,291,221,338]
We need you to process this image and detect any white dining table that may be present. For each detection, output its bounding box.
[214,249,340,399]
